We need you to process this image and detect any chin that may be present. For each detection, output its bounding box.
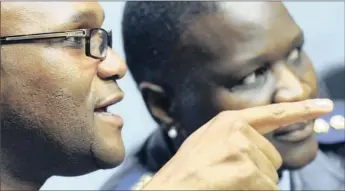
[93,154,125,169]
[281,136,319,170]
[90,116,126,169]
[90,135,126,169]
[92,147,126,169]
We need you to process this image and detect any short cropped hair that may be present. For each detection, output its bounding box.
[122,1,219,88]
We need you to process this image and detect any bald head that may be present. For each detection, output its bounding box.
[1,2,104,36]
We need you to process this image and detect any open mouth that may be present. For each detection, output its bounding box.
[94,93,124,113]
[273,121,314,143]
[94,106,108,113]
[93,93,124,129]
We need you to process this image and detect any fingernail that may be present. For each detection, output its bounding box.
[307,99,333,109]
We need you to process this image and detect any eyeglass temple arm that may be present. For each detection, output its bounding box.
[1,30,88,44]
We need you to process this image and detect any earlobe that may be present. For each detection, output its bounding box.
[139,81,174,126]
[139,82,182,140]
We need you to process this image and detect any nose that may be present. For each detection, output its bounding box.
[97,48,127,80]
[272,62,310,103]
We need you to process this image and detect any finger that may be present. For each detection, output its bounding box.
[246,142,279,183]
[248,171,279,190]
[239,122,282,171]
[237,99,333,134]
[217,152,278,190]
[224,122,280,181]
[231,158,278,191]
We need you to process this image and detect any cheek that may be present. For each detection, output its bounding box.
[211,86,275,111]
[27,46,98,108]
[2,46,96,144]
[3,45,98,114]
[42,47,97,93]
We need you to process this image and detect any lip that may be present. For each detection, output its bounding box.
[94,92,124,111]
[93,92,124,130]
[94,112,124,130]
[273,121,314,143]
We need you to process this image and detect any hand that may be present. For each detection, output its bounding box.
[143,99,333,190]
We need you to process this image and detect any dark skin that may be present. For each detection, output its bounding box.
[1,2,127,190]
[0,2,323,190]
[141,2,319,170]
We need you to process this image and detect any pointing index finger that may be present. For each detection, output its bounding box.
[237,99,334,134]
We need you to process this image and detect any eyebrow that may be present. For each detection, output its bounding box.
[69,10,105,28]
[251,31,304,65]
[233,31,305,78]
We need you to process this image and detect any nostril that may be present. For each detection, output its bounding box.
[104,75,119,81]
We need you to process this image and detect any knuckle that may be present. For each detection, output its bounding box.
[237,138,254,154]
[303,102,313,115]
[215,111,246,131]
[226,121,250,144]
[217,111,233,120]
[232,119,248,131]
[269,104,286,119]
[241,163,260,181]
[239,143,251,154]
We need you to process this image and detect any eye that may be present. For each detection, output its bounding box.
[90,34,107,56]
[286,48,301,65]
[230,64,270,92]
[98,39,106,53]
[64,37,84,48]
[243,72,256,85]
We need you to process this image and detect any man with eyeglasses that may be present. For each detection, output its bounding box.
[0,2,333,190]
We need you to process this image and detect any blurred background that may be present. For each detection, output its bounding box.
[40,1,344,190]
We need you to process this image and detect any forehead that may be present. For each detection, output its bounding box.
[182,2,301,73]
[219,2,287,28]
[1,2,104,36]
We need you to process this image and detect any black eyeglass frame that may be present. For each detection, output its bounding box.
[0,28,112,60]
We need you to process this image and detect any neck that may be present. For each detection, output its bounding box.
[1,126,48,191]
[138,127,177,172]
[1,156,44,191]
[1,173,42,191]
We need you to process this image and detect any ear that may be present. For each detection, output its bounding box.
[139,82,174,126]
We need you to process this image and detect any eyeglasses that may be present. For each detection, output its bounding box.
[1,28,112,61]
